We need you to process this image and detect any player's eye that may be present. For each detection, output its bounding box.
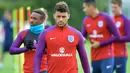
[34,17,37,20]
[31,17,37,20]
[62,16,66,18]
[57,16,61,18]
[31,17,33,19]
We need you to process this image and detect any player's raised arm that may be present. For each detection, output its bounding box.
[115,16,130,42]
[9,31,29,54]
[100,15,120,46]
[77,32,90,73]
[34,31,46,73]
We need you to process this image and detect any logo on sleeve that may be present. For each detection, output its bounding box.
[98,20,103,28]
[68,35,74,43]
[116,21,121,28]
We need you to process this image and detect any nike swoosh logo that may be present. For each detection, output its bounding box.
[116,65,122,68]
[50,37,56,40]
[87,25,91,27]
[106,65,112,69]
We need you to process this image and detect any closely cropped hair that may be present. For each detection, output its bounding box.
[54,1,70,13]
[84,0,96,7]
[32,8,46,21]
[111,0,122,6]
[86,2,96,8]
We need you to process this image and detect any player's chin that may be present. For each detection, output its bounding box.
[112,11,116,15]
[57,24,65,27]
[30,24,36,26]
[86,13,91,16]
[30,24,33,26]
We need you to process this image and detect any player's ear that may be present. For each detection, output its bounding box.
[120,4,122,8]
[53,13,56,19]
[67,13,70,19]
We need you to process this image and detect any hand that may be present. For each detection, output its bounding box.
[32,40,37,50]
[25,40,34,50]
[91,40,100,48]
[34,40,37,44]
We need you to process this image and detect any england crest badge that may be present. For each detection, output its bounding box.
[68,35,74,43]
[98,20,103,28]
[116,21,121,28]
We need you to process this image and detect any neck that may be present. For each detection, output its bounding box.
[115,11,122,16]
[91,8,99,18]
[31,24,42,26]
[57,24,68,29]
[30,24,44,34]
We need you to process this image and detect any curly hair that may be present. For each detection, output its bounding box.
[32,8,46,21]
[111,0,122,6]
[54,1,70,14]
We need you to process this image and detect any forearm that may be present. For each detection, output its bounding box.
[34,30,46,73]
[34,48,44,73]
[34,53,42,73]
[100,15,120,46]
[9,30,28,55]
[79,51,90,73]
[115,15,130,42]
[100,36,119,46]
[77,31,90,73]
[114,36,130,42]
[9,47,28,54]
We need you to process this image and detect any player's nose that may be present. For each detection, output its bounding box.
[59,17,63,21]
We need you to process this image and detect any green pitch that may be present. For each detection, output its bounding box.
[0,41,130,73]
[77,41,130,73]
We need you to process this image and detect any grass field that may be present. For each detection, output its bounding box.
[0,41,130,73]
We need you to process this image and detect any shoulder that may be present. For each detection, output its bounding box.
[45,24,51,29]
[99,12,112,19]
[18,29,29,36]
[99,12,113,24]
[40,25,56,36]
[14,29,29,40]
[83,16,90,21]
[99,12,109,17]
[121,14,129,21]
[83,16,90,23]
[68,26,83,38]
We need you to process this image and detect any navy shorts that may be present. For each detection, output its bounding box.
[113,57,127,73]
[40,70,47,73]
[92,57,114,73]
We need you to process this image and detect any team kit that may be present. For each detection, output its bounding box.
[9,0,130,73]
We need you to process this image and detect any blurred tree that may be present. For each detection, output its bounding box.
[0,0,107,30]
[31,0,86,30]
